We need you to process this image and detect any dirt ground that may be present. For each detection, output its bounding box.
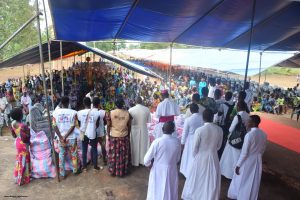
[1,112,300,200]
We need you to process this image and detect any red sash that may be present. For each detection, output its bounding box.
[159,115,175,123]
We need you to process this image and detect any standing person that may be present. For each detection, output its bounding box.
[185,93,205,119]
[0,92,9,127]
[182,109,223,200]
[228,115,267,200]
[180,103,204,178]
[208,78,216,98]
[52,96,79,178]
[129,97,151,167]
[198,77,207,98]
[154,90,180,138]
[244,82,253,112]
[21,90,32,115]
[144,121,181,200]
[107,98,131,177]
[215,91,235,158]
[77,97,101,172]
[220,101,249,179]
[199,87,218,114]
[10,108,31,186]
[95,98,108,165]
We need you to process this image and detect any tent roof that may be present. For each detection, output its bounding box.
[276,53,300,68]
[49,0,300,51]
[0,41,161,79]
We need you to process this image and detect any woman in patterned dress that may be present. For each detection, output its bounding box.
[107,98,132,177]
[10,108,31,186]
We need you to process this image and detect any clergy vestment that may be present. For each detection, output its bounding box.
[228,128,267,200]
[129,104,151,166]
[180,113,204,177]
[182,123,223,200]
[220,111,249,179]
[144,134,181,200]
[154,98,180,138]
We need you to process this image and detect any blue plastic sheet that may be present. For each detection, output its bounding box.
[49,0,300,51]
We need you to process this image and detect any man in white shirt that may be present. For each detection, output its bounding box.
[185,93,205,119]
[154,90,180,138]
[208,78,216,98]
[228,115,267,200]
[78,97,101,171]
[144,121,181,200]
[180,103,204,177]
[21,91,32,115]
[53,96,79,178]
[0,92,9,127]
[244,82,253,111]
[129,96,151,166]
[94,97,107,165]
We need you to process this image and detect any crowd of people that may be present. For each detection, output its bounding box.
[1,57,294,199]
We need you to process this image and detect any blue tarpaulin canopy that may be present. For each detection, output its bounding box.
[49,0,300,51]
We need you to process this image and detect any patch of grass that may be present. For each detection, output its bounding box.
[262,66,300,76]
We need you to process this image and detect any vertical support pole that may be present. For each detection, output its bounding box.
[169,43,173,92]
[258,52,263,85]
[22,65,25,83]
[60,41,64,96]
[42,0,54,110]
[35,0,60,182]
[264,69,267,82]
[244,0,257,89]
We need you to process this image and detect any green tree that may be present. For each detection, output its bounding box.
[0,0,40,62]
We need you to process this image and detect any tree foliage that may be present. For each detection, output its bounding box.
[0,0,39,61]
[87,40,126,52]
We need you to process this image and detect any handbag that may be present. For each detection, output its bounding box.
[80,110,91,141]
[228,114,247,149]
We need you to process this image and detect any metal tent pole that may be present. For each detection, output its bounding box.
[42,0,54,110]
[169,43,173,92]
[244,0,257,89]
[258,52,263,85]
[22,65,25,83]
[35,0,60,182]
[60,41,64,96]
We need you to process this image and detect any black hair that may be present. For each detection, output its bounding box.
[83,97,91,108]
[162,91,169,98]
[61,96,69,108]
[10,108,23,122]
[190,103,199,114]
[249,115,261,127]
[225,91,233,101]
[93,97,100,108]
[115,98,125,109]
[244,82,250,90]
[203,109,214,123]
[201,87,209,97]
[192,93,200,102]
[214,89,222,99]
[237,101,247,111]
[162,121,175,135]
[239,91,247,101]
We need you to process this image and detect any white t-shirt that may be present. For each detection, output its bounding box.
[96,109,106,137]
[21,95,32,109]
[77,108,101,140]
[53,108,77,139]
[0,97,8,111]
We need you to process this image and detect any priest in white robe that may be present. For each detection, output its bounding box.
[228,115,267,200]
[220,101,249,179]
[144,121,181,200]
[180,103,204,177]
[154,90,180,138]
[182,109,223,200]
[129,97,151,166]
